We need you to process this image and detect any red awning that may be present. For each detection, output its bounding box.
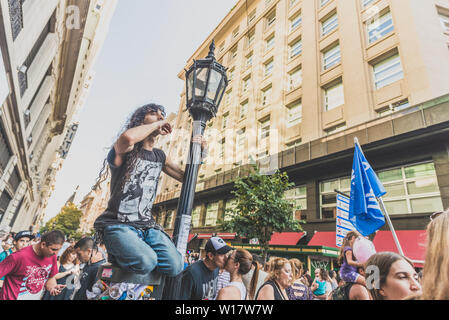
[269,232,305,245]
[372,230,427,267]
[215,233,236,240]
[197,233,213,239]
[196,233,236,240]
[188,234,196,242]
[308,231,338,248]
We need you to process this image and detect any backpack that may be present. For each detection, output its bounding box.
[330,283,353,300]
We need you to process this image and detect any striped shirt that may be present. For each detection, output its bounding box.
[213,270,231,300]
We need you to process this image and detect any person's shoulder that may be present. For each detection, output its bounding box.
[349,283,370,300]
[219,285,240,299]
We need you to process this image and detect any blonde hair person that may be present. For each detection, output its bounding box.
[256,257,292,300]
[288,258,313,300]
[217,249,254,300]
[421,209,449,300]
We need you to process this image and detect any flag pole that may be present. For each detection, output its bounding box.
[354,137,404,256]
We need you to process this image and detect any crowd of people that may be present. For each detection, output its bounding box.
[0,207,447,300]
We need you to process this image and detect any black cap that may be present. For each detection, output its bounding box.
[205,237,233,255]
[14,231,34,242]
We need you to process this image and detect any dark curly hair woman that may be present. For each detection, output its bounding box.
[93,103,207,277]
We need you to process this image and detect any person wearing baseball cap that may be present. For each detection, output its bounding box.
[0,231,34,287]
[178,237,233,300]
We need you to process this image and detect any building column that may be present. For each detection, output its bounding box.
[434,143,449,210]
[0,180,27,228]
[0,155,17,193]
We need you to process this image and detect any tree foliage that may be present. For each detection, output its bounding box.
[220,166,303,262]
[40,202,84,240]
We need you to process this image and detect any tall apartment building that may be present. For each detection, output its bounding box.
[0,0,117,232]
[154,0,449,255]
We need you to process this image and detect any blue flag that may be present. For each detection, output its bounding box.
[349,142,386,236]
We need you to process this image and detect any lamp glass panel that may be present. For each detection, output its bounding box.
[194,67,208,98]
[187,71,194,101]
[207,69,222,101]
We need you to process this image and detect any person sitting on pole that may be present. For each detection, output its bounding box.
[93,104,207,277]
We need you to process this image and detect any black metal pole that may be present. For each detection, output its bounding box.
[162,111,211,300]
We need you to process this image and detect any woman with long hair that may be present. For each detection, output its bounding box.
[42,246,79,300]
[256,257,292,300]
[338,230,366,286]
[420,209,449,300]
[93,104,207,277]
[365,251,421,300]
[217,249,255,300]
[287,258,313,300]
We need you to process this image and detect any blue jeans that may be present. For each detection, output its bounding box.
[103,224,183,277]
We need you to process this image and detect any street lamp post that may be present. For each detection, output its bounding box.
[163,40,228,299]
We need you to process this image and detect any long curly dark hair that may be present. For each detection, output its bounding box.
[93,104,166,192]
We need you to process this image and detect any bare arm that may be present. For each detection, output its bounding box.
[217,286,240,300]
[345,250,364,268]
[113,120,171,167]
[45,277,66,296]
[256,284,275,300]
[162,135,207,183]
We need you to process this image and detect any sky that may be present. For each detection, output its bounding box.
[43,0,239,223]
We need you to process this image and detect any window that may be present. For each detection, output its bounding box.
[362,0,376,8]
[219,42,225,54]
[266,10,276,29]
[246,52,253,68]
[164,210,174,229]
[257,150,269,159]
[324,122,346,135]
[321,0,331,7]
[287,101,302,127]
[247,29,255,47]
[290,12,302,31]
[289,39,302,59]
[264,60,274,77]
[439,13,449,33]
[366,10,394,44]
[236,128,247,162]
[240,101,248,119]
[224,199,238,221]
[225,89,232,105]
[324,80,344,111]
[229,46,237,63]
[373,53,403,89]
[191,205,201,228]
[259,117,270,139]
[205,202,219,226]
[242,75,251,93]
[266,34,275,52]
[321,12,338,36]
[323,44,341,70]
[222,113,229,130]
[320,177,350,219]
[248,9,256,24]
[228,67,235,81]
[8,0,25,41]
[285,185,307,219]
[288,67,302,91]
[219,138,225,160]
[377,99,410,117]
[378,162,443,215]
[261,85,272,106]
[232,26,240,39]
[286,138,302,149]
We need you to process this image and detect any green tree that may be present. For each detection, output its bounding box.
[40,202,83,240]
[220,166,303,262]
